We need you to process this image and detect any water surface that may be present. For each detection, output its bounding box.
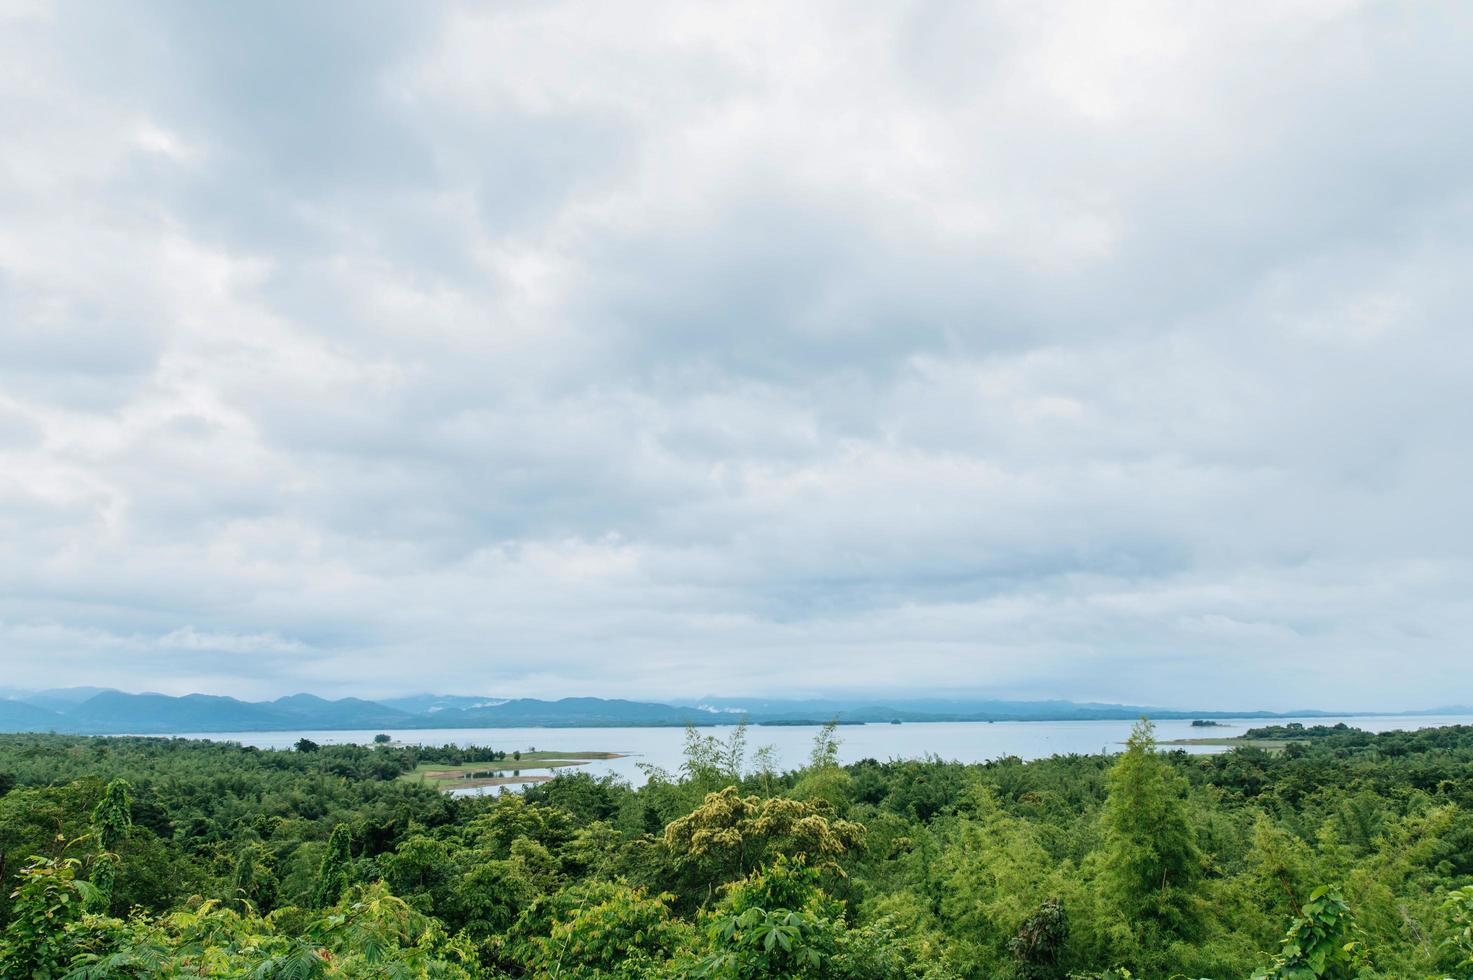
[166,714,1473,794]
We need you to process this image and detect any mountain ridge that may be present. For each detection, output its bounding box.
[2,687,1465,735]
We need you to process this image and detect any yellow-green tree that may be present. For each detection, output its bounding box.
[1098,719,1204,939]
[664,787,865,905]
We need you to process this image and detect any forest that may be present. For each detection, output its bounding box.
[2,720,1472,979]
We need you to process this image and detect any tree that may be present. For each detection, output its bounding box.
[312,822,353,908]
[809,721,841,770]
[91,779,132,853]
[1098,718,1203,938]
[663,788,865,905]
[88,778,131,913]
[231,840,279,913]
[752,744,779,796]
[468,795,574,858]
[677,723,750,794]
[793,721,853,808]
[527,881,690,979]
[723,721,749,783]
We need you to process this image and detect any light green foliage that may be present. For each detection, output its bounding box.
[528,880,690,979]
[1442,885,1473,975]
[62,883,476,978]
[0,855,99,979]
[672,723,752,799]
[752,744,780,795]
[792,720,855,808]
[723,722,749,785]
[691,905,836,978]
[466,793,573,858]
[663,787,866,901]
[938,789,1059,944]
[810,721,841,770]
[685,862,939,980]
[1098,719,1204,937]
[1247,812,1317,921]
[722,856,836,917]
[1252,886,1372,980]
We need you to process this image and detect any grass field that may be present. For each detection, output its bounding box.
[400,751,627,791]
[1157,736,1301,751]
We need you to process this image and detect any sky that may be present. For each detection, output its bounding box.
[2,1,1471,711]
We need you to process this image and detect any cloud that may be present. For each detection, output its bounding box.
[2,1,1472,710]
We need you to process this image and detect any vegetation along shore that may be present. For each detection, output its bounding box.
[3,719,1473,976]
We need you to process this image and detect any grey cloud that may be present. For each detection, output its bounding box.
[2,2,1472,710]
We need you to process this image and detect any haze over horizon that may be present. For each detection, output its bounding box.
[4,3,1473,711]
[6,683,1463,716]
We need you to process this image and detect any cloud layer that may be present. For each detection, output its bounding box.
[3,1,1471,709]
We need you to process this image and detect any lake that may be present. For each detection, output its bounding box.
[162,714,1473,795]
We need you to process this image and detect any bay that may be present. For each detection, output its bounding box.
[161,713,1473,795]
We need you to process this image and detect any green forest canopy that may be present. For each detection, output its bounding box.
[2,720,1473,978]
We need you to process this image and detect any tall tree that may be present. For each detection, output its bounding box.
[89,779,131,913]
[312,823,353,908]
[232,840,278,913]
[92,779,132,852]
[1099,718,1203,938]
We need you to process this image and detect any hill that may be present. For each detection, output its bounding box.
[269,694,415,728]
[0,699,62,731]
[0,687,1443,735]
[428,696,705,727]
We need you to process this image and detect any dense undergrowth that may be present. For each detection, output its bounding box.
[3,720,1473,978]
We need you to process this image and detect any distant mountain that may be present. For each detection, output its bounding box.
[682,695,1155,722]
[1,686,120,713]
[65,692,288,733]
[0,699,62,730]
[683,696,1349,724]
[378,693,508,715]
[427,697,705,727]
[0,691,710,734]
[270,694,415,728]
[0,691,420,735]
[0,688,1454,736]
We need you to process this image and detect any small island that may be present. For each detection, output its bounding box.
[1190,719,1228,728]
[1160,721,1366,751]
[401,750,627,792]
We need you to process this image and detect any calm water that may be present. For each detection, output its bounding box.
[164,714,1473,795]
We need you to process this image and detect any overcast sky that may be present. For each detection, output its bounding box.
[2,1,1471,710]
